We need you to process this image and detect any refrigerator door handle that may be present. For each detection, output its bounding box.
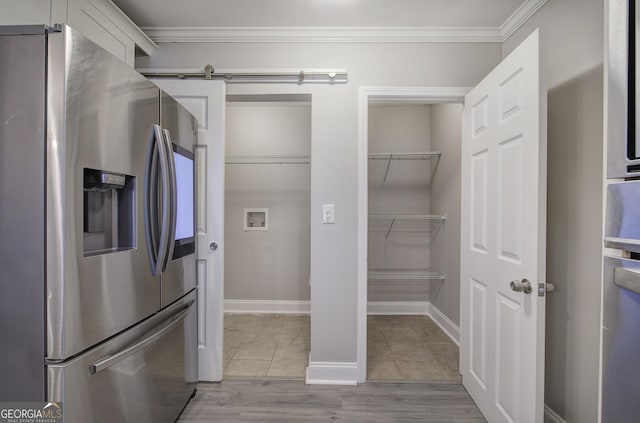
[161,128,178,270]
[144,125,160,274]
[89,299,195,374]
[614,267,640,294]
[144,125,172,276]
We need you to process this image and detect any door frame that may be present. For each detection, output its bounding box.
[356,86,471,383]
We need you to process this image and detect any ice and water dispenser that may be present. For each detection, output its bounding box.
[83,168,135,256]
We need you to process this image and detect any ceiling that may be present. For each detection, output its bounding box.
[112,0,527,29]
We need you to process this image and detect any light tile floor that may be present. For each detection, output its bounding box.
[223,313,310,379]
[367,315,461,382]
[222,313,459,382]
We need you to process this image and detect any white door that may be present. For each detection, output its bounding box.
[460,29,546,423]
[152,79,226,381]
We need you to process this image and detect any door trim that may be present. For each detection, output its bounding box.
[356,86,470,383]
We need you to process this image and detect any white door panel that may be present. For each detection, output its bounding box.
[461,29,546,423]
[152,79,226,381]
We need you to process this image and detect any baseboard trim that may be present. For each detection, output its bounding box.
[306,361,358,385]
[367,301,429,315]
[224,300,431,315]
[224,300,310,314]
[427,303,460,346]
[544,405,567,423]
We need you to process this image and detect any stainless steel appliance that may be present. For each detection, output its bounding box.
[608,0,640,177]
[0,25,198,422]
[603,1,640,421]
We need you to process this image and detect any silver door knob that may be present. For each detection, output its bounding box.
[510,279,532,294]
[209,242,218,251]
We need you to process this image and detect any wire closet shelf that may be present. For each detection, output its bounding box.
[368,214,446,239]
[367,269,446,281]
[367,215,447,282]
[368,151,441,185]
[225,155,311,165]
[367,151,446,283]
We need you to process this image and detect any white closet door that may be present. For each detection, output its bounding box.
[460,29,547,423]
[152,79,226,381]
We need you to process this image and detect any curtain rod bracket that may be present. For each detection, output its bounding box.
[204,64,214,80]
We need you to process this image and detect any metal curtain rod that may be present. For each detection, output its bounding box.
[141,65,348,84]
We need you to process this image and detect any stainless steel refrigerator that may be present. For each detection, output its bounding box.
[603,1,640,421]
[0,25,198,422]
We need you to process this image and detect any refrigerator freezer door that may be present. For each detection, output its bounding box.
[47,290,198,423]
[46,26,161,360]
[0,29,47,401]
[160,92,197,307]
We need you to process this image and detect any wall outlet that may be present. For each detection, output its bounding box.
[323,204,335,224]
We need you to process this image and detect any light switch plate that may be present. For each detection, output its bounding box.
[323,204,335,224]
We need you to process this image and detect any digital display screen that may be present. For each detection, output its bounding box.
[173,150,194,241]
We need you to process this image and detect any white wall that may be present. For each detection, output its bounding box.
[225,102,311,302]
[503,1,604,422]
[138,41,501,371]
[368,104,432,302]
[0,0,51,25]
[429,103,463,326]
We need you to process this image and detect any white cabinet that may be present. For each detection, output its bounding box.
[0,0,155,66]
[65,0,136,65]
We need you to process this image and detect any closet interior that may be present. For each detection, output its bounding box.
[223,95,311,379]
[367,102,463,382]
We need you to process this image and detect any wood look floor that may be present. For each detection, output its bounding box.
[187,314,481,422]
[177,379,486,422]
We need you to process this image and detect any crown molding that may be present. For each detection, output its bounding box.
[143,26,503,44]
[500,0,548,40]
[142,0,548,44]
